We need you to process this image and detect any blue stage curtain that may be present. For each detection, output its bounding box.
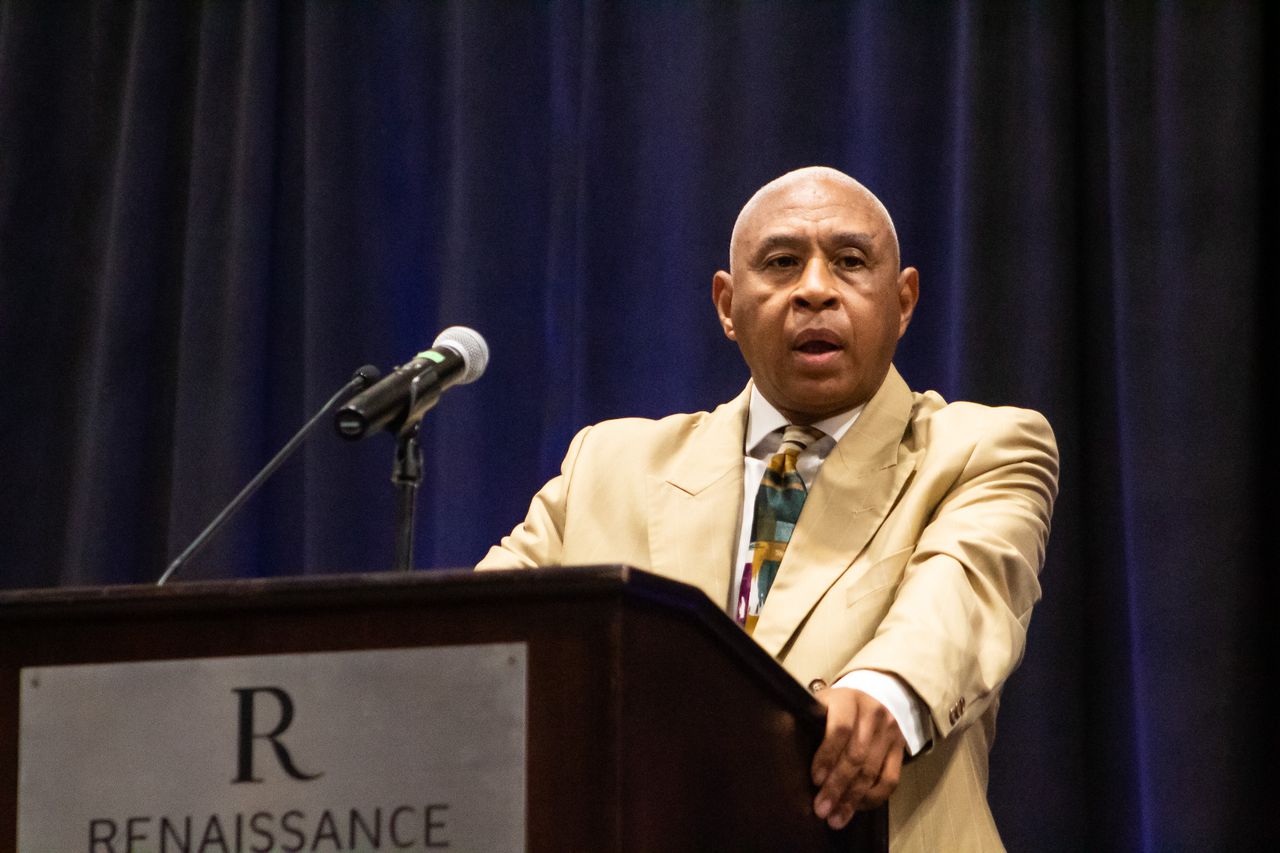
[1,2,1275,850]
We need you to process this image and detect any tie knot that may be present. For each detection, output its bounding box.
[779,424,824,455]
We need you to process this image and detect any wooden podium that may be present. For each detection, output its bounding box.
[0,566,888,851]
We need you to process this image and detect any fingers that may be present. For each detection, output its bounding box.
[816,711,888,824]
[809,690,846,789]
[866,741,904,808]
[809,689,906,830]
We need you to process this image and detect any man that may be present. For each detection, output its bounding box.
[478,167,1058,852]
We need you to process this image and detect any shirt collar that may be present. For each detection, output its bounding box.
[744,384,865,457]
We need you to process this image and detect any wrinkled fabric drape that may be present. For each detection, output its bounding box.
[1,2,1275,850]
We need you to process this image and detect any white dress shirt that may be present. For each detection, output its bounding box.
[732,387,932,755]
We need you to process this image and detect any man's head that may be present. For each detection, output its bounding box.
[712,166,919,424]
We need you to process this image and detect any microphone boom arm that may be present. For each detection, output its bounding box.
[157,366,381,585]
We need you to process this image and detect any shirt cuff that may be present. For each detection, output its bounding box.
[833,669,933,756]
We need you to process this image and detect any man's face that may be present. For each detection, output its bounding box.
[712,173,918,424]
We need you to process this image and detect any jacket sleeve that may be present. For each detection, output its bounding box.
[475,426,592,570]
[841,406,1059,743]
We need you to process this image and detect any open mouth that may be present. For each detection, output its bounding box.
[792,329,844,356]
[796,340,841,355]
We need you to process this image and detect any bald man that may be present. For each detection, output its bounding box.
[478,167,1058,852]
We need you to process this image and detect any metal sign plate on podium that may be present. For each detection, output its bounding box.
[0,566,888,852]
[19,645,525,850]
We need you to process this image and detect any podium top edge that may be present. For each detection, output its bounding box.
[0,565,687,616]
[1,566,825,734]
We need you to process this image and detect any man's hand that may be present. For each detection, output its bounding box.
[810,687,906,830]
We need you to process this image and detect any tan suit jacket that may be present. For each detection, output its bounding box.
[478,365,1059,852]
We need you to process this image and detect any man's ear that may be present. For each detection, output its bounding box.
[712,270,736,340]
[896,267,919,339]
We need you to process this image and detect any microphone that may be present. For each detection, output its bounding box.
[334,326,488,440]
[157,364,382,585]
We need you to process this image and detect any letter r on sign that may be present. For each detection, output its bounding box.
[232,686,324,783]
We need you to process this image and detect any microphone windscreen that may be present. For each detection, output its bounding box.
[432,326,489,384]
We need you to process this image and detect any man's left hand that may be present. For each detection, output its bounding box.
[810,687,906,830]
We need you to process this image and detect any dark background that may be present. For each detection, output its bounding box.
[1,2,1275,850]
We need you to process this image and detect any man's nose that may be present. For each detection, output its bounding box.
[792,258,838,308]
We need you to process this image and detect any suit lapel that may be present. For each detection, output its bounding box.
[645,385,750,608]
[752,367,917,658]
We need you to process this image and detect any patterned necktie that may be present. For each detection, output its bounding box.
[736,424,824,634]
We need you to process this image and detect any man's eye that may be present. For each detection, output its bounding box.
[835,255,865,270]
[766,255,799,269]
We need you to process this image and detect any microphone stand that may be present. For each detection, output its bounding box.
[157,366,381,586]
[391,426,422,572]
[334,327,488,572]
[390,372,427,572]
